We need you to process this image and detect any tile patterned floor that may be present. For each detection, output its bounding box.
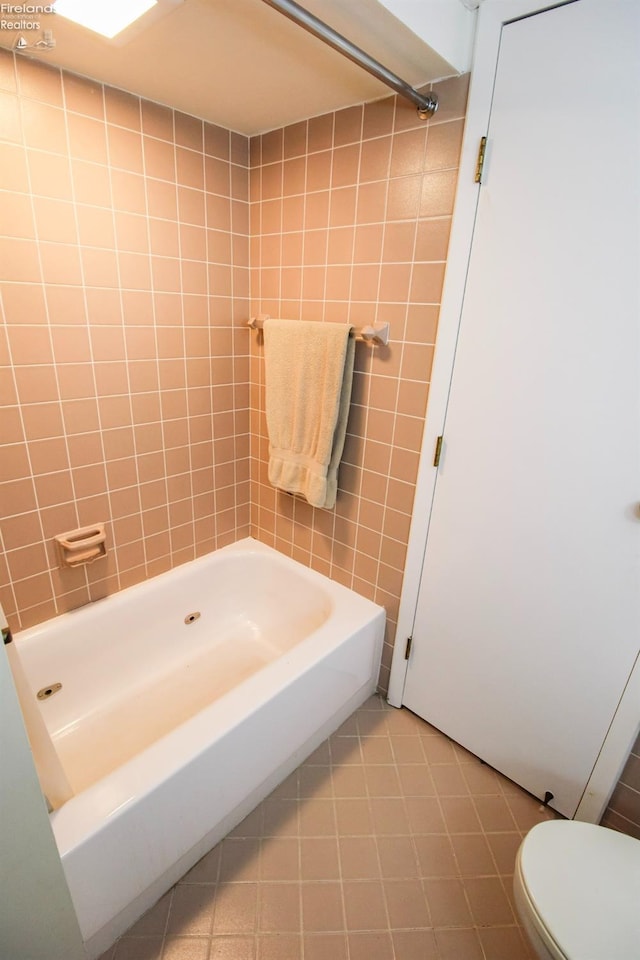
[99,695,558,960]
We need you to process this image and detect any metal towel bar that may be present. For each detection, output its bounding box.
[247,315,390,346]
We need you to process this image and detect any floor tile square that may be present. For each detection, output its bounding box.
[301,881,344,932]
[383,877,430,928]
[440,795,483,833]
[405,796,446,833]
[423,877,473,926]
[414,833,458,878]
[435,926,484,960]
[369,796,410,835]
[331,763,367,797]
[376,834,419,878]
[260,837,299,882]
[397,763,437,796]
[360,735,395,764]
[392,929,439,960]
[298,797,336,836]
[302,933,348,960]
[255,933,300,959]
[421,734,458,764]
[365,764,402,797]
[218,837,261,883]
[328,735,362,765]
[348,931,394,959]
[211,883,258,935]
[473,794,518,832]
[262,798,299,837]
[389,733,424,763]
[334,797,374,836]
[342,880,388,931]
[162,938,210,960]
[257,883,301,933]
[338,835,380,879]
[450,834,497,877]
[431,762,469,796]
[299,763,333,798]
[464,876,516,926]
[356,710,389,737]
[166,885,215,935]
[300,837,340,880]
[209,936,256,960]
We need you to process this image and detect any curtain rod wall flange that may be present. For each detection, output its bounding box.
[260,0,438,120]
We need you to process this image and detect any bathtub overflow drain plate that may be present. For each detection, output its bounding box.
[37,682,62,700]
[184,611,201,625]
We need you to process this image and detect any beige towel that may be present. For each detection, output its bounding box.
[264,318,355,509]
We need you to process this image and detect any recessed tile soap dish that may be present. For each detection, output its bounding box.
[54,524,107,567]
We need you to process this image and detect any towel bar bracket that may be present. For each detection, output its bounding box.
[359,323,389,346]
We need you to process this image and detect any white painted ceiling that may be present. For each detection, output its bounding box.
[1,0,458,135]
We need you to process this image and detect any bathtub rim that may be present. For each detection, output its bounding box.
[15,536,364,647]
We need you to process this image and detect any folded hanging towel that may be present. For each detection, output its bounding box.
[264,318,355,509]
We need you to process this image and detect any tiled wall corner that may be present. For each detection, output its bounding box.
[601,731,640,840]
[0,49,250,631]
[249,75,469,691]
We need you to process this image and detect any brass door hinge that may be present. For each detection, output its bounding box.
[433,435,443,467]
[404,636,413,660]
[475,136,487,184]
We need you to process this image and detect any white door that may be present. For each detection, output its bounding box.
[402,0,640,818]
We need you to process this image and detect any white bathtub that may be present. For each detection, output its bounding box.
[15,537,385,958]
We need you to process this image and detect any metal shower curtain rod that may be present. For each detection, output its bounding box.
[260,0,438,119]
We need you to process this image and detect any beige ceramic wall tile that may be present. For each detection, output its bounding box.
[0,46,251,630]
[250,75,469,690]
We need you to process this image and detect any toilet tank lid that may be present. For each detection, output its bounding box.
[518,820,640,960]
